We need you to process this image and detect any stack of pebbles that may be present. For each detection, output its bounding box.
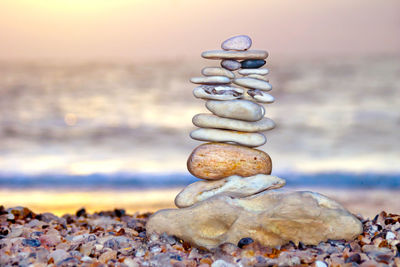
[175,35,283,208]
[147,36,363,250]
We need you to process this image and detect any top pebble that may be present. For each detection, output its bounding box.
[221,35,252,51]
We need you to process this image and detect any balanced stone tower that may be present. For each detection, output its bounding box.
[178,35,281,208]
[147,35,363,250]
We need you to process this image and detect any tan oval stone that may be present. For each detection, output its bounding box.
[192,113,275,132]
[233,77,272,91]
[190,128,266,147]
[190,76,231,85]
[187,143,272,180]
[201,67,235,79]
[201,50,268,60]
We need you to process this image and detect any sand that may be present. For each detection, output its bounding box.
[0,188,399,219]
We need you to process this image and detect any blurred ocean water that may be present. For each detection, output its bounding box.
[0,56,399,188]
[0,172,399,189]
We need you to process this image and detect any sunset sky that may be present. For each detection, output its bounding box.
[0,0,399,62]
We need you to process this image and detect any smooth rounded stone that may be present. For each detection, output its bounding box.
[190,76,231,85]
[212,260,236,267]
[175,174,285,208]
[22,238,41,247]
[221,35,252,51]
[315,261,328,267]
[241,59,266,69]
[233,77,272,91]
[238,237,254,248]
[201,67,235,79]
[247,74,269,81]
[147,191,363,250]
[99,250,117,264]
[187,143,272,180]
[247,89,275,103]
[206,99,265,122]
[238,68,269,76]
[39,234,61,246]
[202,50,268,60]
[48,249,70,264]
[221,60,241,71]
[190,128,266,147]
[192,113,275,132]
[193,85,243,101]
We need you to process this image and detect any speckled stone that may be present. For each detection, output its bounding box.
[221,35,252,51]
[193,85,243,101]
[221,60,241,71]
[241,59,266,69]
[186,142,272,180]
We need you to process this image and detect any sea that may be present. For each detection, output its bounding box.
[0,55,399,216]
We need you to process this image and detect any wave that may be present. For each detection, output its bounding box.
[0,172,399,190]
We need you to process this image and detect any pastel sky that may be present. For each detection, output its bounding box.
[0,0,399,61]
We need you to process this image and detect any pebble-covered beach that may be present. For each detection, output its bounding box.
[1,206,399,267]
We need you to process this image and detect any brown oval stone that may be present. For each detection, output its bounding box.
[187,142,272,180]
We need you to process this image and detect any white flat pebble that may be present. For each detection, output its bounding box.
[193,113,275,132]
[221,60,241,71]
[238,68,269,76]
[193,85,243,101]
[202,50,268,60]
[190,128,266,147]
[211,260,237,267]
[315,261,328,267]
[386,231,396,240]
[206,99,265,122]
[221,35,252,51]
[175,174,285,208]
[247,89,275,103]
[190,76,231,84]
[81,256,93,262]
[201,67,235,79]
[247,74,269,81]
[234,77,272,91]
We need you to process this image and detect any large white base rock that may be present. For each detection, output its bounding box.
[147,190,363,250]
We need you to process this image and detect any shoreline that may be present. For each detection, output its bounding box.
[1,187,399,218]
